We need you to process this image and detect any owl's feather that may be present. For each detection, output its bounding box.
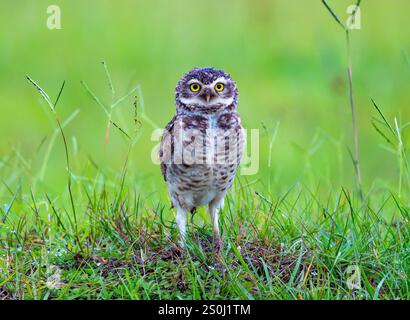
[159,67,244,247]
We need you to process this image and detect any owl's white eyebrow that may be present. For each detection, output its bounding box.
[187,78,228,85]
[187,79,202,84]
[211,77,227,85]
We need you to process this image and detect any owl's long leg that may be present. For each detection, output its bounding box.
[176,206,187,247]
[209,197,224,245]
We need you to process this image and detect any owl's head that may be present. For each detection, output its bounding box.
[175,67,238,113]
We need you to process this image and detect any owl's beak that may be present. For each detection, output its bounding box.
[201,88,215,103]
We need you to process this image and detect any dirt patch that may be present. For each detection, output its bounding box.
[0,286,13,300]
[66,229,317,297]
[239,241,315,282]
[188,233,316,284]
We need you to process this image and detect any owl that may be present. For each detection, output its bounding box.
[159,67,245,249]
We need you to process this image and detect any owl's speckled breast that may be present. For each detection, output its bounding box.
[160,111,244,211]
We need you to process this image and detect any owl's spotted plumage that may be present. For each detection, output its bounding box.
[159,67,245,248]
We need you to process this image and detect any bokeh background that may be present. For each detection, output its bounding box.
[1,0,410,203]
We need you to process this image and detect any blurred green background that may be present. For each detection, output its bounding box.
[1,0,410,202]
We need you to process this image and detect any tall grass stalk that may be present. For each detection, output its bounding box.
[394,118,405,197]
[81,61,158,148]
[38,109,79,182]
[262,121,280,194]
[26,76,83,252]
[371,98,410,198]
[322,0,363,199]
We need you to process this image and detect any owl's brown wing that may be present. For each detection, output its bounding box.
[159,115,177,182]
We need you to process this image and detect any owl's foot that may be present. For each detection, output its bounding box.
[178,239,185,250]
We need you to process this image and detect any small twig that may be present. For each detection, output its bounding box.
[301,254,315,288]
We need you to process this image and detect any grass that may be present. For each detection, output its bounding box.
[0,172,408,299]
[322,0,363,197]
[1,1,410,300]
[0,70,409,300]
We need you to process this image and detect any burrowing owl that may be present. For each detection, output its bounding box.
[159,67,244,248]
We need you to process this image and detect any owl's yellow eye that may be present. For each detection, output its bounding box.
[215,83,224,91]
[190,83,201,92]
